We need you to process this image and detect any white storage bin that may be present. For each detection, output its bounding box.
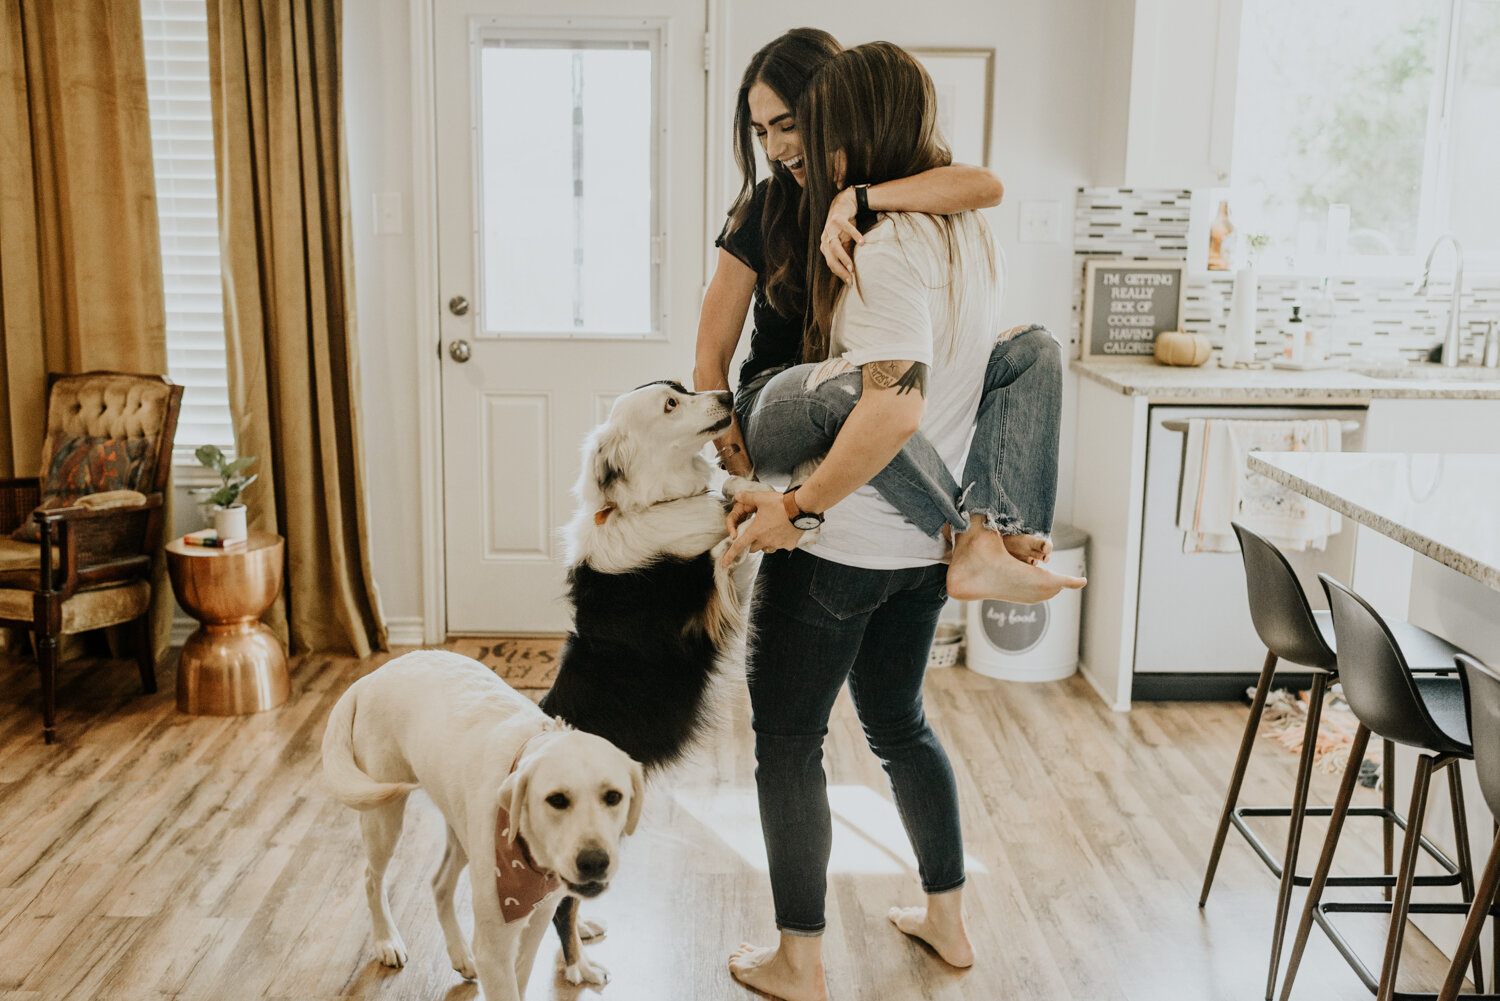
[965,523,1087,682]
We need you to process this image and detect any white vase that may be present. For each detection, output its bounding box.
[1224,267,1259,366]
[213,504,248,542]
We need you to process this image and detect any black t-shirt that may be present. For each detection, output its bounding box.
[714,180,805,387]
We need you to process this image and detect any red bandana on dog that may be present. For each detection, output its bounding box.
[495,733,562,923]
[494,805,562,923]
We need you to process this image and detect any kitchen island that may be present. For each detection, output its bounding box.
[1250,449,1500,963]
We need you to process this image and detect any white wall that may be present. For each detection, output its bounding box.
[341,0,1113,636]
[344,0,426,644]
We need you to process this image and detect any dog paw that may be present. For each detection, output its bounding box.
[373,936,408,968]
[449,950,477,980]
[578,916,608,942]
[564,956,611,986]
[721,476,771,502]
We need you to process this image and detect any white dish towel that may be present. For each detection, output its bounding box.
[1176,418,1344,553]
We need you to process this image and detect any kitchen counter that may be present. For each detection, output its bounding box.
[1072,359,1500,403]
[1248,452,1500,592]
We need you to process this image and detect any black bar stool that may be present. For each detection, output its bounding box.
[1438,654,1500,1001]
[1202,524,1471,1000]
[1278,575,1482,1001]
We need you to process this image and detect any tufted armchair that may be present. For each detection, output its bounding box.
[0,372,183,743]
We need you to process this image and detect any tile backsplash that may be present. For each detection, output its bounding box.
[1070,188,1499,363]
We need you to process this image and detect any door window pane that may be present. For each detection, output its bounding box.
[478,37,655,336]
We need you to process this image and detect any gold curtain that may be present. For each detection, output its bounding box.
[0,0,174,657]
[205,0,386,657]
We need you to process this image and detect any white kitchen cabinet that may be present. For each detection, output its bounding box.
[1096,0,1243,188]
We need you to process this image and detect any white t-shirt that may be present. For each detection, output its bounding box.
[804,211,1000,570]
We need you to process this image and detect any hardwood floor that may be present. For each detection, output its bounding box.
[0,644,1471,1000]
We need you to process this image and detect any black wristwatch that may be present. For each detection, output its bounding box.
[853,184,875,229]
[783,487,824,531]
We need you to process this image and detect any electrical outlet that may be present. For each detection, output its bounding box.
[1018,200,1061,244]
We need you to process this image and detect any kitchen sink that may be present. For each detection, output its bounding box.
[1350,361,1500,381]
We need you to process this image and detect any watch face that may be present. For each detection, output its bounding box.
[792,514,822,531]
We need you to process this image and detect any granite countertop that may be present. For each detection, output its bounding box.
[1248,451,1500,591]
[1072,359,1500,403]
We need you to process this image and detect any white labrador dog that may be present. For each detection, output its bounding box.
[321,649,644,1001]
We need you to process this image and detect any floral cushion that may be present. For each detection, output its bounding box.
[11,433,155,542]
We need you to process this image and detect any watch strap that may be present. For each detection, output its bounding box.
[853,184,875,229]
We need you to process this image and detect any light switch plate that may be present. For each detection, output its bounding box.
[1018,199,1061,244]
[374,192,404,235]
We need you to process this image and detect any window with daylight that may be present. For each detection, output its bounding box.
[141,0,235,464]
[1230,0,1500,274]
[476,28,661,337]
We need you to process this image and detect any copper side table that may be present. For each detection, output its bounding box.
[166,531,289,715]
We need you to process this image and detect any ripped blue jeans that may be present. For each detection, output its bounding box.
[735,323,1061,538]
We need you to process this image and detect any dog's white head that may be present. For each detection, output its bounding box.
[497,727,645,898]
[575,381,733,516]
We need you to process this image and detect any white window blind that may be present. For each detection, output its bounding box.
[141,0,234,464]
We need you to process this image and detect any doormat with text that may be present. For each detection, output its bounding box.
[447,636,563,690]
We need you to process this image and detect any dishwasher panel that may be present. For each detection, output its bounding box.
[1133,404,1365,682]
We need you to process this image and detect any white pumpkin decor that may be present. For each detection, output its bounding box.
[1154,330,1212,367]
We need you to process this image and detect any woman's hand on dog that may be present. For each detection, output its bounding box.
[722,490,803,566]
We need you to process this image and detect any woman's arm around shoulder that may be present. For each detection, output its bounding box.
[821,164,1003,281]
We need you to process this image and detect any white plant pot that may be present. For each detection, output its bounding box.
[213,504,248,542]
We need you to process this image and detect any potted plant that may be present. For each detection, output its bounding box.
[195,444,258,542]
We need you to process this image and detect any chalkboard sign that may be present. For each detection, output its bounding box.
[1080,260,1188,360]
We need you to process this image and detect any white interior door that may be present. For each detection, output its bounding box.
[434,1,706,633]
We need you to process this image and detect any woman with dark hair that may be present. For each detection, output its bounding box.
[695,28,1081,602]
[720,42,1022,1001]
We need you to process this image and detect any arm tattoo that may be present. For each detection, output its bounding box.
[866,360,929,397]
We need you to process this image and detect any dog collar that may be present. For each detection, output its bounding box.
[594,488,715,527]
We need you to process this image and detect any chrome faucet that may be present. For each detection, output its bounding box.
[1413,235,1465,367]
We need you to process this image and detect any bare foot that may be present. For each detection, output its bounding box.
[728,942,827,1001]
[889,905,975,968]
[948,524,1085,603]
[1003,533,1051,565]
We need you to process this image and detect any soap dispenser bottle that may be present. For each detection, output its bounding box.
[1281,305,1306,364]
[1306,278,1337,362]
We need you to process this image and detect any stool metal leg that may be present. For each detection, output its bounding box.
[1449,762,1484,990]
[1202,649,1278,907]
[1265,671,1329,1000]
[1439,829,1500,1001]
[1279,723,1371,1001]
[1384,740,1396,902]
[1375,753,1439,1001]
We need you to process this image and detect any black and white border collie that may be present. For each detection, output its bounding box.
[538,380,761,985]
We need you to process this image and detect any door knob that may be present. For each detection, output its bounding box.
[448,295,470,316]
[449,340,471,363]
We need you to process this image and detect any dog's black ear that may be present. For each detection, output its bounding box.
[590,427,631,497]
